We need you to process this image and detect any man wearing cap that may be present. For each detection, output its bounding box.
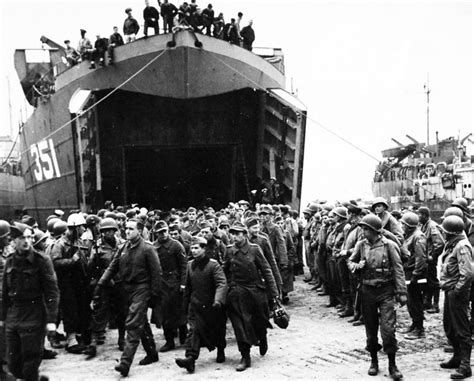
[77,29,92,61]
[49,213,92,354]
[206,214,229,245]
[108,26,124,64]
[348,215,406,380]
[223,221,278,371]
[152,220,188,352]
[274,216,296,304]
[418,206,444,313]
[259,205,288,277]
[400,212,428,340]
[245,216,283,297]
[1,222,59,381]
[175,236,228,373]
[97,219,162,376]
[124,8,140,43]
[439,215,473,380]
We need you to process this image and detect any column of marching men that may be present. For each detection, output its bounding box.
[0,196,472,380]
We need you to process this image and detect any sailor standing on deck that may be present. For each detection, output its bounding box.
[143,0,160,36]
[123,8,140,43]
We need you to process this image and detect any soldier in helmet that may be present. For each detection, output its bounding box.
[439,215,473,380]
[84,218,126,358]
[175,236,228,373]
[49,213,91,353]
[451,197,474,246]
[1,222,59,381]
[400,212,428,340]
[418,206,444,313]
[371,197,404,246]
[348,214,407,380]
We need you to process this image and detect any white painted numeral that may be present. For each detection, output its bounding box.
[29,139,61,182]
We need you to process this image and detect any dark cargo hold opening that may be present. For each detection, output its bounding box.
[124,145,235,210]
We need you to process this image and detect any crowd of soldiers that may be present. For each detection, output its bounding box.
[302,196,474,380]
[65,0,256,69]
[0,195,472,380]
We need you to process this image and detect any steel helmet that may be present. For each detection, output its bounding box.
[358,214,382,233]
[85,214,101,226]
[99,217,119,231]
[451,197,469,213]
[0,220,10,239]
[332,206,348,219]
[67,213,86,227]
[442,207,464,220]
[33,230,48,247]
[116,212,127,220]
[53,220,68,236]
[371,197,389,211]
[46,217,60,233]
[441,215,464,235]
[400,212,419,228]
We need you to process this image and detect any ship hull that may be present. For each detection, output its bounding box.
[18,31,306,223]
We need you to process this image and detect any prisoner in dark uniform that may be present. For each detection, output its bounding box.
[97,219,162,377]
[439,215,473,380]
[223,222,278,372]
[348,215,406,380]
[49,213,91,353]
[152,220,188,352]
[1,222,59,381]
[199,221,226,264]
[175,236,228,373]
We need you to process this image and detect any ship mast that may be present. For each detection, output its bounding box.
[424,74,430,145]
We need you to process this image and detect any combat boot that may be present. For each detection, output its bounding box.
[451,367,472,379]
[139,352,159,365]
[175,356,195,373]
[368,352,379,376]
[236,354,251,372]
[42,348,58,360]
[347,312,361,323]
[405,326,425,340]
[83,344,97,360]
[388,353,403,380]
[216,347,225,363]
[441,356,462,369]
[114,363,129,377]
[259,334,268,356]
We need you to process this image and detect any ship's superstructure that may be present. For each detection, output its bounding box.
[372,133,473,218]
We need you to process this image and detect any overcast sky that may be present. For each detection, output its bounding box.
[0,0,472,206]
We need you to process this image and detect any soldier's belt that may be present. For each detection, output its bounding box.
[362,279,393,287]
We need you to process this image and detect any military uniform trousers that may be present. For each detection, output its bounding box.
[326,255,341,303]
[336,255,351,296]
[58,279,91,340]
[120,285,156,369]
[5,300,46,381]
[184,303,227,360]
[90,284,126,341]
[407,281,424,326]
[444,289,472,368]
[361,283,398,355]
[304,241,315,275]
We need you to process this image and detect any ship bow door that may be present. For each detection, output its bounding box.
[258,89,307,210]
[69,89,101,212]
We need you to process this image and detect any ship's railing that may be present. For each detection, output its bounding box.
[0,157,22,176]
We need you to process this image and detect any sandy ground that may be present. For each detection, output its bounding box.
[38,275,455,381]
